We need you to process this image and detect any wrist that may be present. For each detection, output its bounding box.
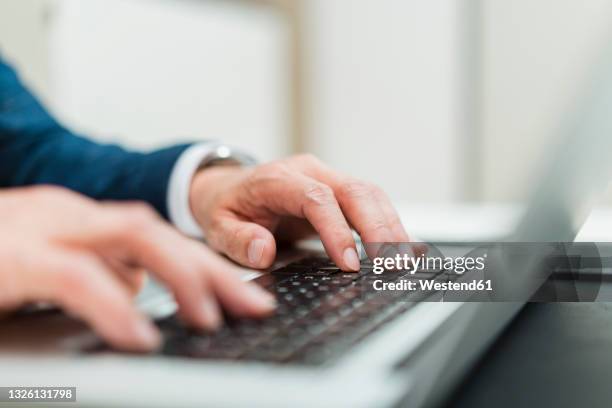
[189,165,249,231]
[168,143,257,237]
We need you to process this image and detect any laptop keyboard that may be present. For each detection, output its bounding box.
[89,256,449,365]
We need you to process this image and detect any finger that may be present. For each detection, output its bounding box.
[289,155,401,244]
[103,257,147,295]
[134,230,222,330]
[92,203,273,328]
[373,189,410,242]
[29,249,160,351]
[206,211,277,269]
[330,179,395,244]
[185,275,222,330]
[65,203,218,330]
[250,168,360,271]
[194,253,276,318]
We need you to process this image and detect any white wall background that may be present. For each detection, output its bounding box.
[1,0,291,161]
[305,0,463,202]
[10,1,611,206]
[0,0,52,103]
[0,0,464,204]
[480,0,612,202]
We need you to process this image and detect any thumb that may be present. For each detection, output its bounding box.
[207,215,277,269]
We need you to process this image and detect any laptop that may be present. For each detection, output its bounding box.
[2,40,612,408]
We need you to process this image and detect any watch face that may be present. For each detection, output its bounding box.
[215,145,232,160]
[198,146,256,171]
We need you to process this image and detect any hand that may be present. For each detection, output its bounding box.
[0,186,275,351]
[190,154,409,271]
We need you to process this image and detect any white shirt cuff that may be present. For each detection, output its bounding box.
[167,143,219,238]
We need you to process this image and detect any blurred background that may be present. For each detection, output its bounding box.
[1,0,612,208]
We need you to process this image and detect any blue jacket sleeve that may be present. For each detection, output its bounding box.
[0,57,191,219]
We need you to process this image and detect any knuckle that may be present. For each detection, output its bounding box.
[304,183,335,206]
[24,187,96,219]
[370,183,385,196]
[249,162,290,184]
[327,224,352,240]
[338,179,375,199]
[31,184,64,194]
[262,161,292,176]
[125,202,158,221]
[113,204,158,233]
[218,226,251,257]
[27,185,73,201]
[293,153,321,167]
[175,266,201,286]
[55,268,89,294]
[370,219,389,235]
[245,163,294,199]
[230,225,248,243]
[388,210,403,224]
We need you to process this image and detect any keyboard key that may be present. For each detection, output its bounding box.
[86,255,441,365]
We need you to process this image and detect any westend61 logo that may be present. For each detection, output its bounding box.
[363,242,612,302]
[372,252,487,275]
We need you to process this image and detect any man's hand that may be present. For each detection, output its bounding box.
[0,187,275,352]
[190,154,409,271]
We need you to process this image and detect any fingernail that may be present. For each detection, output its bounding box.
[133,320,161,349]
[248,238,266,267]
[202,297,221,329]
[246,284,277,311]
[343,247,361,272]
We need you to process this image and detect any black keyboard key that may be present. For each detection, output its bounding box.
[85,255,439,365]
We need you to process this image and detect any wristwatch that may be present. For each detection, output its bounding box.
[196,144,258,170]
[168,143,258,238]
